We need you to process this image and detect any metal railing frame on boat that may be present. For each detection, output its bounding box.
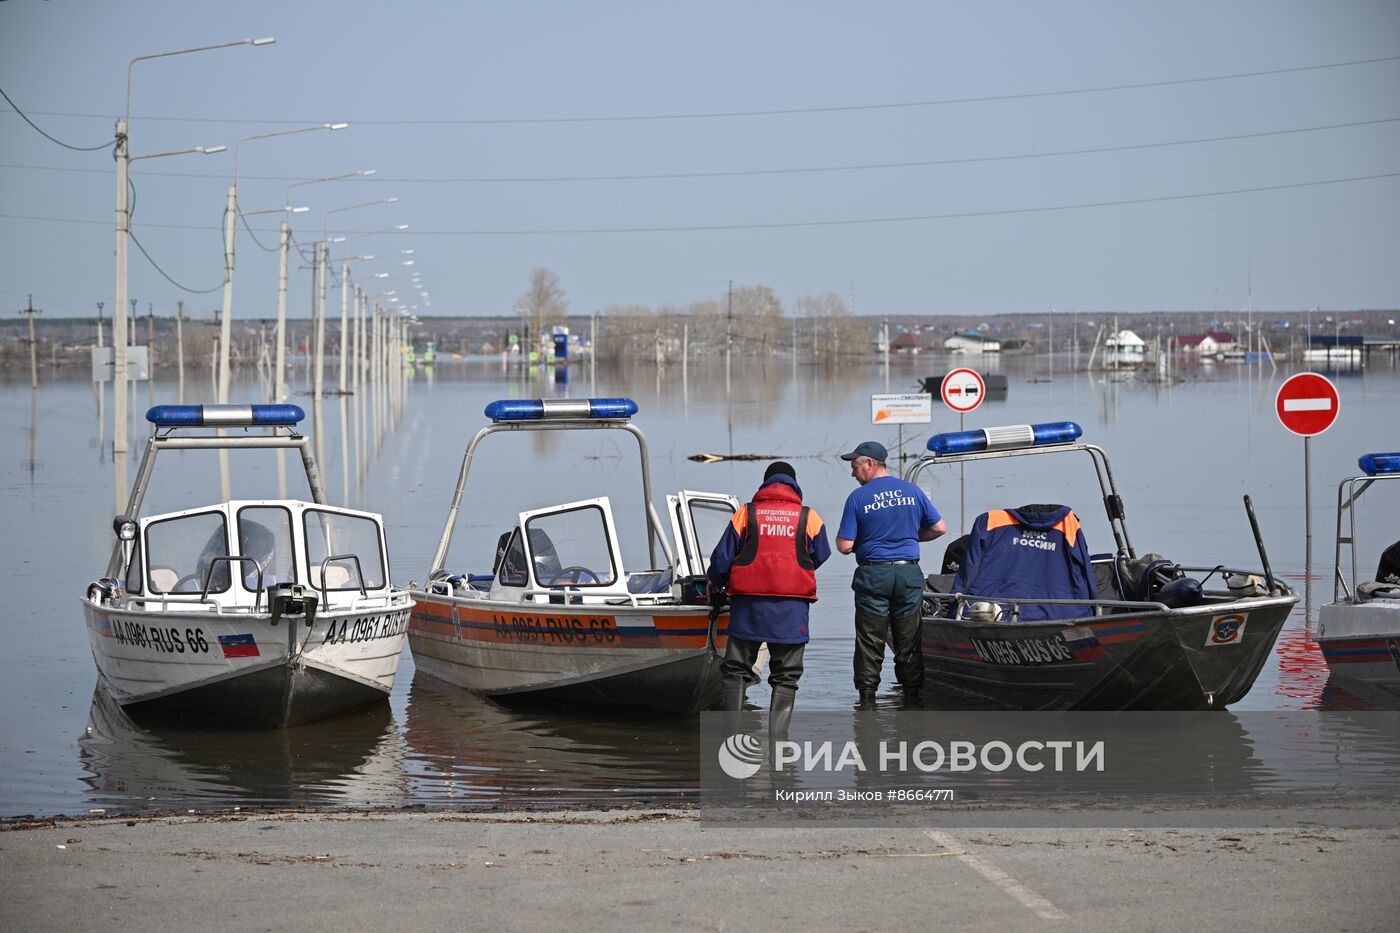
[1331,470,1398,601]
[104,426,326,579]
[925,591,1172,622]
[427,419,679,579]
[904,442,1137,561]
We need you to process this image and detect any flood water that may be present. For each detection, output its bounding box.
[2,350,1397,817]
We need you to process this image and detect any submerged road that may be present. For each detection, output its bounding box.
[3,805,1397,932]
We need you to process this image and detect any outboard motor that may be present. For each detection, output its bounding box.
[1156,576,1204,608]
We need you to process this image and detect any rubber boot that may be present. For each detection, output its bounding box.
[857,689,878,711]
[769,685,796,744]
[720,680,746,735]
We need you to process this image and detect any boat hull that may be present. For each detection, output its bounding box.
[409,594,727,714]
[1318,599,1400,687]
[83,598,411,728]
[920,596,1295,710]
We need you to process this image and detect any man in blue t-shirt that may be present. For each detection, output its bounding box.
[835,440,946,708]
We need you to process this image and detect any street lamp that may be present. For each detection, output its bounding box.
[284,169,375,211]
[242,204,309,403]
[217,122,348,404]
[112,36,273,461]
[321,199,399,395]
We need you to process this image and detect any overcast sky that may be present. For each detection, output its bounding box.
[1,1,1396,320]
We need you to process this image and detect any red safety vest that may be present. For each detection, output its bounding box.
[728,484,818,600]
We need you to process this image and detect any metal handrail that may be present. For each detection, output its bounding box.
[1332,471,1397,602]
[426,418,678,579]
[316,553,367,608]
[200,556,264,611]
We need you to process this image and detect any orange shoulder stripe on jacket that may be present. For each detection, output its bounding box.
[731,508,749,535]
[985,509,1019,531]
[1053,511,1081,547]
[804,508,824,537]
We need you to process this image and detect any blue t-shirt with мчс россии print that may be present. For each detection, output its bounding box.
[837,475,941,563]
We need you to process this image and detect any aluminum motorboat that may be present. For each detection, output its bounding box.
[81,404,412,727]
[907,420,1298,710]
[408,397,740,714]
[1318,452,1400,691]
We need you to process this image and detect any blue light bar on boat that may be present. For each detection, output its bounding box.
[146,404,306,427]
[483,397,638,422]
[1359,452,1400,476]
[926,421,1083,456]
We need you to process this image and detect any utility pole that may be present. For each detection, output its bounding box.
[113,119,130,457]
[175,300,186,402]
[725,280,733,392]
[19,295,41,388]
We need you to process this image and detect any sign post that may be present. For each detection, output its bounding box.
[941,368,986,532]
[1275,372,1341,606]
[871,392,933,463]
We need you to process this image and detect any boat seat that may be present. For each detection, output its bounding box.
[1091,559,1124,602]
[310,565,353,589]
[149,568,179,593]
[1358,581,1400,601]
[626,570,673,594]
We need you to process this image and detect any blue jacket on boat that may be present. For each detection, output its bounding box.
[951,504,1097,622]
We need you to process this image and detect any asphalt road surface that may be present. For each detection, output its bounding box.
[3,805,1398,932]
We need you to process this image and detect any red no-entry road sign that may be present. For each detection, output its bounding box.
[1275,372,1340,436]
[941,368,985,414]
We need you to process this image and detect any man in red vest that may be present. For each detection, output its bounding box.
[709,461,831,731]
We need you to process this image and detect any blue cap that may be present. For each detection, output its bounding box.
[841,440,888,462]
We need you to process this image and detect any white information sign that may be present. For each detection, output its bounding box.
[871,393,933,425]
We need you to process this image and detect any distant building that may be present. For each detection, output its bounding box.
[1105,329,1146,366]
[1173,331,1236,356]
[943,330,1001,353]
[890,331,926,354]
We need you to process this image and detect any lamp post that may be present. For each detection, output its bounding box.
[217,123,348,406]
[113,38,272,461]
[322,199,398,396]
[240,205,309,403]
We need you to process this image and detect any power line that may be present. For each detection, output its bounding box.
[10,54,1400,126]
[5,116,1396,185]
[5,170,1397,235]
[128,229,223,294]
[0,85,115,151]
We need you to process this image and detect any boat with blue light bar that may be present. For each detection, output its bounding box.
[81,404,413,728]
[1318,452,1400,692]
[905,420,1298,710]
[407,397,741,714]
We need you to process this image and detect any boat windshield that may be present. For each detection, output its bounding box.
[236,506,297,589]
[687,499,735,575]
[524,504,617,587]
[144,511,231,595]
[303,509,386,590]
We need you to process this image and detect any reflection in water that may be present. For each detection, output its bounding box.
[1270,610,1330,708]
[1317,676,1400,711]
[401,677,699,806]
[79,688,405,811]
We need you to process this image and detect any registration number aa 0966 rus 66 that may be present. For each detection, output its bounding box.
[968,632,1074,666]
